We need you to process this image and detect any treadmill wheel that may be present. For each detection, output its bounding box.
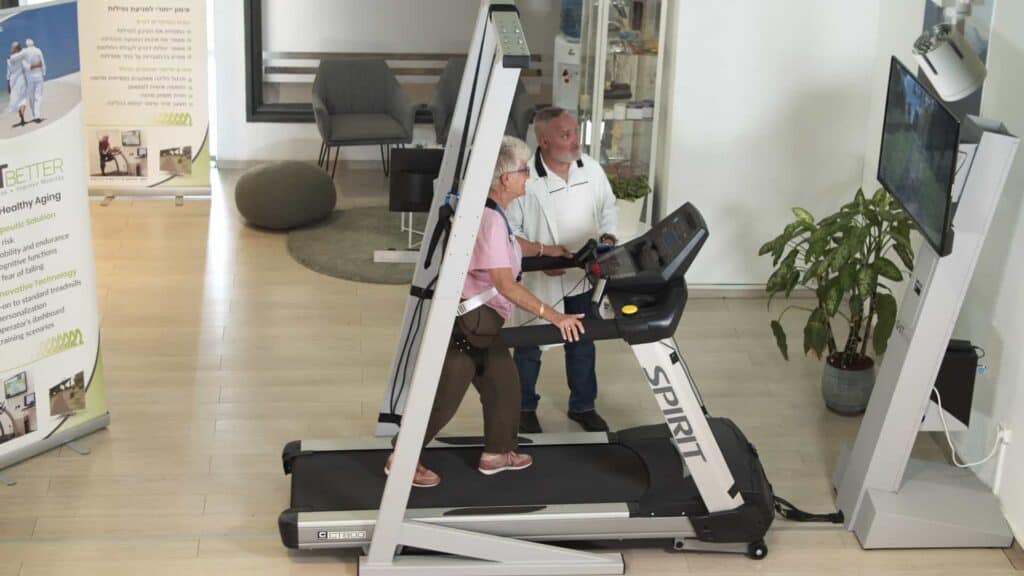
[747,540,768,560]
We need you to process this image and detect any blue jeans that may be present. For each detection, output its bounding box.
[515,291,598,414]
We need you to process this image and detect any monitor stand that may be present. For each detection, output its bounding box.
[834,116,1019,549]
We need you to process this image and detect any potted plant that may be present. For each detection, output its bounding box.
[609,174,651,241]
[758,188,915,414]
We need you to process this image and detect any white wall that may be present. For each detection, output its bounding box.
[859,2,927,190]
[659,0,880,286]
[950,0,1024,542]
[214,0,558,166]
[214,0,317,165]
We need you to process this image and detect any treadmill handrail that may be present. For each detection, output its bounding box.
[501,317,620,347]
[520,255,577,272]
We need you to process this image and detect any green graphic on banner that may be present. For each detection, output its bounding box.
[158,112,194,127]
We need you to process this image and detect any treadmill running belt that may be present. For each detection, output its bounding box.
[290,444,659,512]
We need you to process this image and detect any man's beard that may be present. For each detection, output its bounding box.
[548,148,581,164]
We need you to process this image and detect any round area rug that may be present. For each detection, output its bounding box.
[287,207,426,284]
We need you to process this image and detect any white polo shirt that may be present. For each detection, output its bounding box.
[517,150,618,299]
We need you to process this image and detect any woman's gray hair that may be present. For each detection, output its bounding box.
[491,135,532,190]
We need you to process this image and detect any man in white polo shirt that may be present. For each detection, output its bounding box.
[507,107,618,433]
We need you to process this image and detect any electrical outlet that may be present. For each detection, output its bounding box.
[999,423,1012,445]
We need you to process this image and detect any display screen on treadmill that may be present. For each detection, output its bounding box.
[598,246,637,279]
[653,213,692,262]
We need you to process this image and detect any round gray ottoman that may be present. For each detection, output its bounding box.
[235,161,336,230]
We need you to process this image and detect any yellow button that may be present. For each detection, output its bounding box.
[621,304,639,315]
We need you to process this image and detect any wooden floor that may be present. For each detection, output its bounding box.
[0,168,1016,575]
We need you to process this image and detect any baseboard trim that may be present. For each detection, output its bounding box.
[1003,537,1024,570]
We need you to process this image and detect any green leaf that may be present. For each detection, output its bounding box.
[757,238,778,257]
[850,295,864,319]
[829,242,853,270]
[792,207,814,225]
[855,188,867,209]
[858,267,876,297]
[784,268,801,298]
[825,280,844,316]
[801,259,826,285]
[892,221,912,246]
[771,235,789,265]
[874,257,903,282]
[893,240,916,270]
[765,266,788,294]
[782,247,800,267]
[806,233,830,261]
[804,316,829,360]
[872,187,888,207]
[839,265,857,292]
[771,320,789,361]
[872,293,898,356]
[865,210,881,227]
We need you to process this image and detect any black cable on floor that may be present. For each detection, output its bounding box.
[774,496,844,524]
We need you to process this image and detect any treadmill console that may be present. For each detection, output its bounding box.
[593,203,708,288]
[501,202,709,347]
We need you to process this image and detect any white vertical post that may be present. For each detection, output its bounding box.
[374,0,496,437]
[366,27,522,567]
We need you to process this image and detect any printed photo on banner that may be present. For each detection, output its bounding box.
[91,129,148,178]
[0,2,81,140]
[0,371,38,446]
[49,370,85,417]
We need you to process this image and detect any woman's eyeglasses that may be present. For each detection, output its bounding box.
[504,167,530,175]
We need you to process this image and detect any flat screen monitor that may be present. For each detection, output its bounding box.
[4,372,27,398]
[121,130,142,147]
[877,56,960,257]
[24,392,36,408]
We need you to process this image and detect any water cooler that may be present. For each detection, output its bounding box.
[553,32,581,113]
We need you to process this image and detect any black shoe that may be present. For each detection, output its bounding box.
[519,410,542,434]
[568,410,609,432]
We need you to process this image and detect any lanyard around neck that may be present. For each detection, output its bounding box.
[485,198,513,238]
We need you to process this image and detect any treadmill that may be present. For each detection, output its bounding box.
[279,202,775,559]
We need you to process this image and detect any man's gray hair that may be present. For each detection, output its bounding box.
[533,106,568,140]
[491,135,532,190]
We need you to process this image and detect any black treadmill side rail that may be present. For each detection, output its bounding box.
[619,420,774,543]
[283,440,311,475]
[687,419,774,542]
[279,509,300,549]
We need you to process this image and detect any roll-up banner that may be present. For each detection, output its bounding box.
[0,1,110,474]
[79,0,210,196]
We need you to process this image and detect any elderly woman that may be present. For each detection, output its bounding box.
[387,136,584,487]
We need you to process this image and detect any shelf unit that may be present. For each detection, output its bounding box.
[577,0,667,236]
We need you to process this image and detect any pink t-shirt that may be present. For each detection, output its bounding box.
[463,207,522,319]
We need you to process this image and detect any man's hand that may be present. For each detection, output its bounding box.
[547,244,573,258]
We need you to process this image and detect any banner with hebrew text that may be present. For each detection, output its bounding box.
[79,0,209,194]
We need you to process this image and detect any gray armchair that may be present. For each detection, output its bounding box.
[429,57,535,145]
[312,59,416,177]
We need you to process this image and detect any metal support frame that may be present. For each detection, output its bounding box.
[373,0,505,438]
[834,116,1019,549]
[361,3,623,574]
